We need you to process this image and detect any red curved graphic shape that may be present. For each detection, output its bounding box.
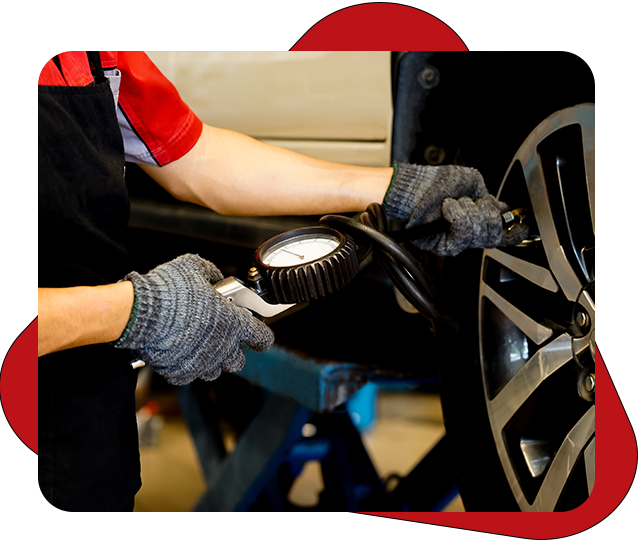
[291,3,468,51]
[363,349,638,537]
[0,317,37,454]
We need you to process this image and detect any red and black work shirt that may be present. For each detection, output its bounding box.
[39,51,203,166]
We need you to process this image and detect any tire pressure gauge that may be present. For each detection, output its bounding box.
[131,226,359,369]
[252,226,359,304]
[131,205,530,370]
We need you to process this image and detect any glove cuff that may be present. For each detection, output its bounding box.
[113,279,140,347]
[113,271,163,350]
[383,163,438,221]
[382,163,398,208]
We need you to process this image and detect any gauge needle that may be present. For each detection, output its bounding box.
[282,249,305,260]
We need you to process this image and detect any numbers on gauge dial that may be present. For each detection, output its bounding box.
[260,234,340,267]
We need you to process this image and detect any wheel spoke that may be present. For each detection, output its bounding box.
[486,248,559,292]
[580,111,595,235]
[487,334,572,430]
[531,406,594,511]
[584,437,595,494]
[481,283,553,345]
[522,150,581,301]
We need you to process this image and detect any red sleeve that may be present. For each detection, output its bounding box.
[39,52,95,87]
[114,52,203,166]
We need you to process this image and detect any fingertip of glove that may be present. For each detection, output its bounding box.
[231,304,274,349]
[254,328,275,352]
[166,373,197,387]
[200,365,223,382]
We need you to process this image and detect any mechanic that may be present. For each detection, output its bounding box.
[38,51,526,511]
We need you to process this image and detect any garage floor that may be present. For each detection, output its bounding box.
[133,389,465,512]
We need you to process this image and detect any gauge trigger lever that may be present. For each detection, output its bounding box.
[213,276,297,321]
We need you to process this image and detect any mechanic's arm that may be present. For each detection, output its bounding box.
[141,124,393,216]
[141,124,528,255]
[38,283,134,357]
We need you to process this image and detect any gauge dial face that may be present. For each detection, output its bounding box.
[260,233,340,267]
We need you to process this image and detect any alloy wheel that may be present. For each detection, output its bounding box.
[478,104,595,511]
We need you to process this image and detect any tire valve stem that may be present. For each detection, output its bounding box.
[501,207,528,228]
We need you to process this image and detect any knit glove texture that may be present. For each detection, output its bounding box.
[384,163,528,256]
[114,254,274,386]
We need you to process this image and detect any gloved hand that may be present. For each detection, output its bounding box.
[114,254,274,385]
[384,163,529,256]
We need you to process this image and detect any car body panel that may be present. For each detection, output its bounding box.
[146,51,393,166]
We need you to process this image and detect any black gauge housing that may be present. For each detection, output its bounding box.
[252,226,359,304]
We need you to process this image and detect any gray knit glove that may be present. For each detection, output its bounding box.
[114,254,274,386]
[384,163,528,256]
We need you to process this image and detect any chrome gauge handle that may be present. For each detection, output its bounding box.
[214,276,297,319]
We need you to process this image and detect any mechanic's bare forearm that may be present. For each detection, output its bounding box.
[141,124,394,216]
[38,282,134,357]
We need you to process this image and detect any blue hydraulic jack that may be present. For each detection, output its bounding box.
[175,345,460,512]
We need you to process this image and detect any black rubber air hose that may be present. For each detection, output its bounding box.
[320,203,459,336]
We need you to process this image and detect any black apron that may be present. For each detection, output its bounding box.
[38,52,141,511]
